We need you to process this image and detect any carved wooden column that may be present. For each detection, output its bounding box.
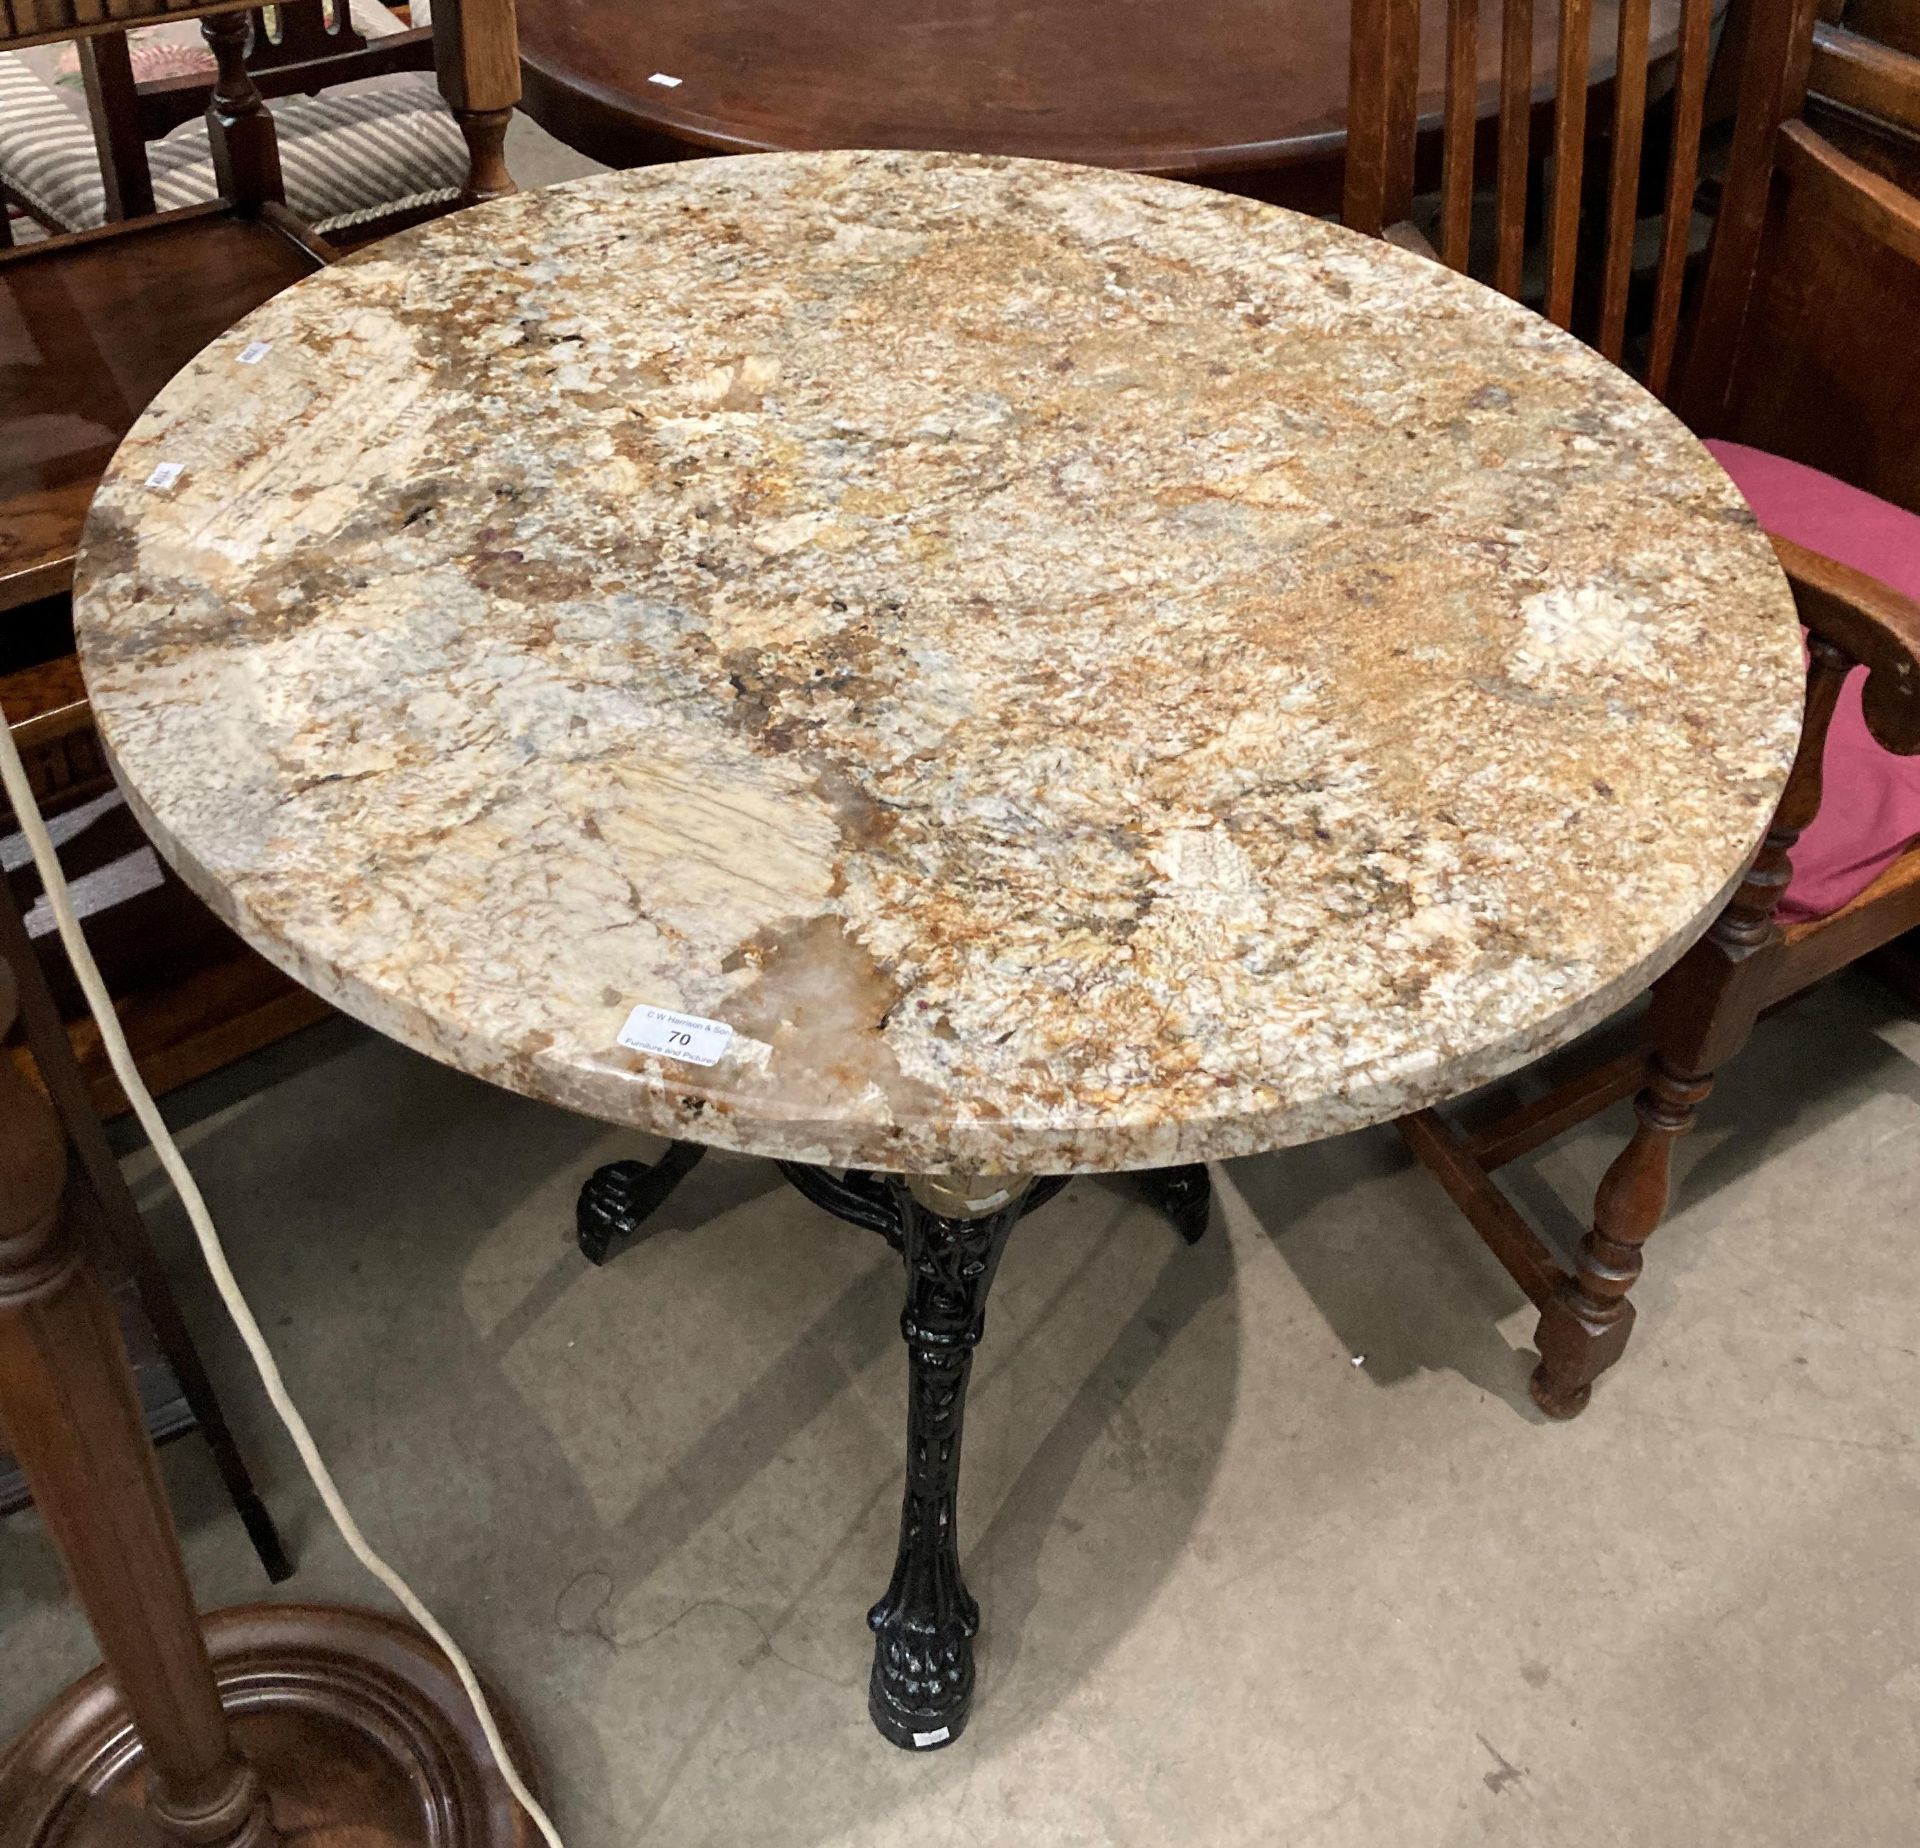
[0,963,543,1847]
[0,966,275,1848]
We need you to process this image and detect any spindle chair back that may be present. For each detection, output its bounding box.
[1344,0,1808,399]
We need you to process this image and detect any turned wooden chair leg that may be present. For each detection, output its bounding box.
[202,13,284,214]
[1528,625,1860,1417]
[1530,1056,1713,1417]
[455,108,517,207]
[435,0,522,208]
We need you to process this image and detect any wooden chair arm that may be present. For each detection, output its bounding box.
[1772,533,1920,753]
[1809,21,1920,137]
[1647,530,1920,1046]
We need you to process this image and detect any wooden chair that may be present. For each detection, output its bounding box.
[1347,0,1920,1414]
[1,0,465,248]
[0,0,518,613]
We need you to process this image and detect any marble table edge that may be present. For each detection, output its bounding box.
[97,724,1763,1179]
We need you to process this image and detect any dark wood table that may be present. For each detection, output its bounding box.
[519,0,1691,207]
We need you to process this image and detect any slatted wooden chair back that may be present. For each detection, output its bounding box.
[1344,0,1812,401]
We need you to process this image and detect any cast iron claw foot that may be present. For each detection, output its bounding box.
[575,1142,706,1265]
[866,1564,979,1752]
[1136,1163,1211,1244]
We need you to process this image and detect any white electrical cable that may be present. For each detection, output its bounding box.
[0,718,564,1848]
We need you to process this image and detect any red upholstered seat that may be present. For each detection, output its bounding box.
[1706,441,1920,924]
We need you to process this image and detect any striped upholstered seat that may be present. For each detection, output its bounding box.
[0,0,464,238]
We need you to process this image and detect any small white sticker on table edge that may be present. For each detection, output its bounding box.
[144,462,184,490]
[617,1004,732,1067]
[237,340,272,364]
[911,1727,950,1749]
[648,71,682,85]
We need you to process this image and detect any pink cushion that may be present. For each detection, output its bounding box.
[1707,441,1920,923]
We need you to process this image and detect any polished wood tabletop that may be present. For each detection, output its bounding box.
[518,0,1690,193]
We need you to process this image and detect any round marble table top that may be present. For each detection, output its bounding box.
[74,152,1804,1175]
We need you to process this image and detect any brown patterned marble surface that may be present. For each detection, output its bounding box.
[73,152,1804,1174]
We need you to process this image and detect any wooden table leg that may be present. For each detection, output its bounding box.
[0,968,544,1847]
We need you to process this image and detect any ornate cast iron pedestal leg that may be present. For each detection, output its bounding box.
[569,1147,1204,1744]
[866,1172,1030,1751]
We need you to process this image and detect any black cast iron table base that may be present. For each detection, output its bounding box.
[574,1148,1210,1749]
